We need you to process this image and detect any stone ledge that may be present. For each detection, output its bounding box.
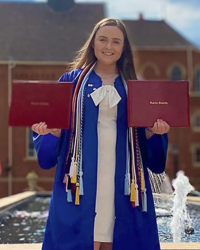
[0,243,200,250]
[0,245,40,250]
[161,243,200,249]
[153,193,200,204]
[0,191,36,209]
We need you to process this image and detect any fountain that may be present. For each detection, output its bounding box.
[170,171,194,242]
[155,170,200,243]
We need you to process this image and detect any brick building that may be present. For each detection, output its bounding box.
[0,0,200,198]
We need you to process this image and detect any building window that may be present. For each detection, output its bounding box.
[170,66,182,80]
[140,61,160,80]
[194,69,200,92]
[196,148,200,162]
[194,147,200,165]
[194,116,200,128]
[192,113,200,132]
[26,128,37,158]
[191,144,200,167]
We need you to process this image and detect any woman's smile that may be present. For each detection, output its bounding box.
[102,52,114,56]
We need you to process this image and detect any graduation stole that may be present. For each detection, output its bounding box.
[63,62,147,212]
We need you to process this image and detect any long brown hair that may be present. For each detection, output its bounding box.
[68,18,137,80]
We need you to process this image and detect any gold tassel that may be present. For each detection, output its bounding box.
[71,161,77,184]
[130,180,136,202]
[141,171,145,191]
[75,183,80,205]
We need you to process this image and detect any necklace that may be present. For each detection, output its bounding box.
[101,74,116,80]
[96,72,118,80]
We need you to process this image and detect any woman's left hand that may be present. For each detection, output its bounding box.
[146,119,170,138]
[150,119,170,134]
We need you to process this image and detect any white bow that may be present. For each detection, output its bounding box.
[90,85,121,108]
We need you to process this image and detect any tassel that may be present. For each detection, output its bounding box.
[141,171,145,191]
[67,189,72,202]
[130,180,136,202]
[69,157,75,177]
[64,175,69,192]
[65,153,72,173]
[75,183,80,205]
[63,173,68,184]
[79,171,84,195]
[142,189,147,212]
[124,173,130,195]
[135,184,139,207]
[67,175,71,189]
[71,161,77,183]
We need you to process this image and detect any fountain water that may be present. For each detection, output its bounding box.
[170,171,194,242]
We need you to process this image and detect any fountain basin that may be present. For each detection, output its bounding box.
[0,192,200,249]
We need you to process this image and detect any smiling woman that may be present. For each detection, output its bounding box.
[31,18,169,250]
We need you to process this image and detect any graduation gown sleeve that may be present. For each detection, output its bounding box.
[138,127,168,174]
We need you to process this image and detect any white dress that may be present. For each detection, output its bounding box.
[90,85,121,242]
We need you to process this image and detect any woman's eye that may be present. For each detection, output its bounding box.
[114,41,120,44]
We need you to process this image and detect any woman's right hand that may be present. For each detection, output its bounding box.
[31,122,61,137]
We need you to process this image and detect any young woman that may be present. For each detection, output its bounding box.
[32,18,170,250]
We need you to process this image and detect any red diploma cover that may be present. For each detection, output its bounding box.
[9,80,73,129]
[127,80,190,127]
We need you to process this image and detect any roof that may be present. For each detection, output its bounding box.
[0,2,197,62]
[123,19,196,48]
[0,1,105,62]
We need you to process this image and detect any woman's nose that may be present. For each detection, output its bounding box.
[105,41,112,49]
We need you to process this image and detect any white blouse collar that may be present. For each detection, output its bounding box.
[90,85,121,108]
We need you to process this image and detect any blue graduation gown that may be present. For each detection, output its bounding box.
[33,69,168,250]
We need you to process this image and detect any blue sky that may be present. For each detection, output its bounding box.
[3,0,200,48]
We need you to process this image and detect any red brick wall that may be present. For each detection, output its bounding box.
[136,50,188,80]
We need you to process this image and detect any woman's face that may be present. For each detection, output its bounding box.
[93,25,124,66]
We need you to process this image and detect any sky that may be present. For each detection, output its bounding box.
[3,0,200,48]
